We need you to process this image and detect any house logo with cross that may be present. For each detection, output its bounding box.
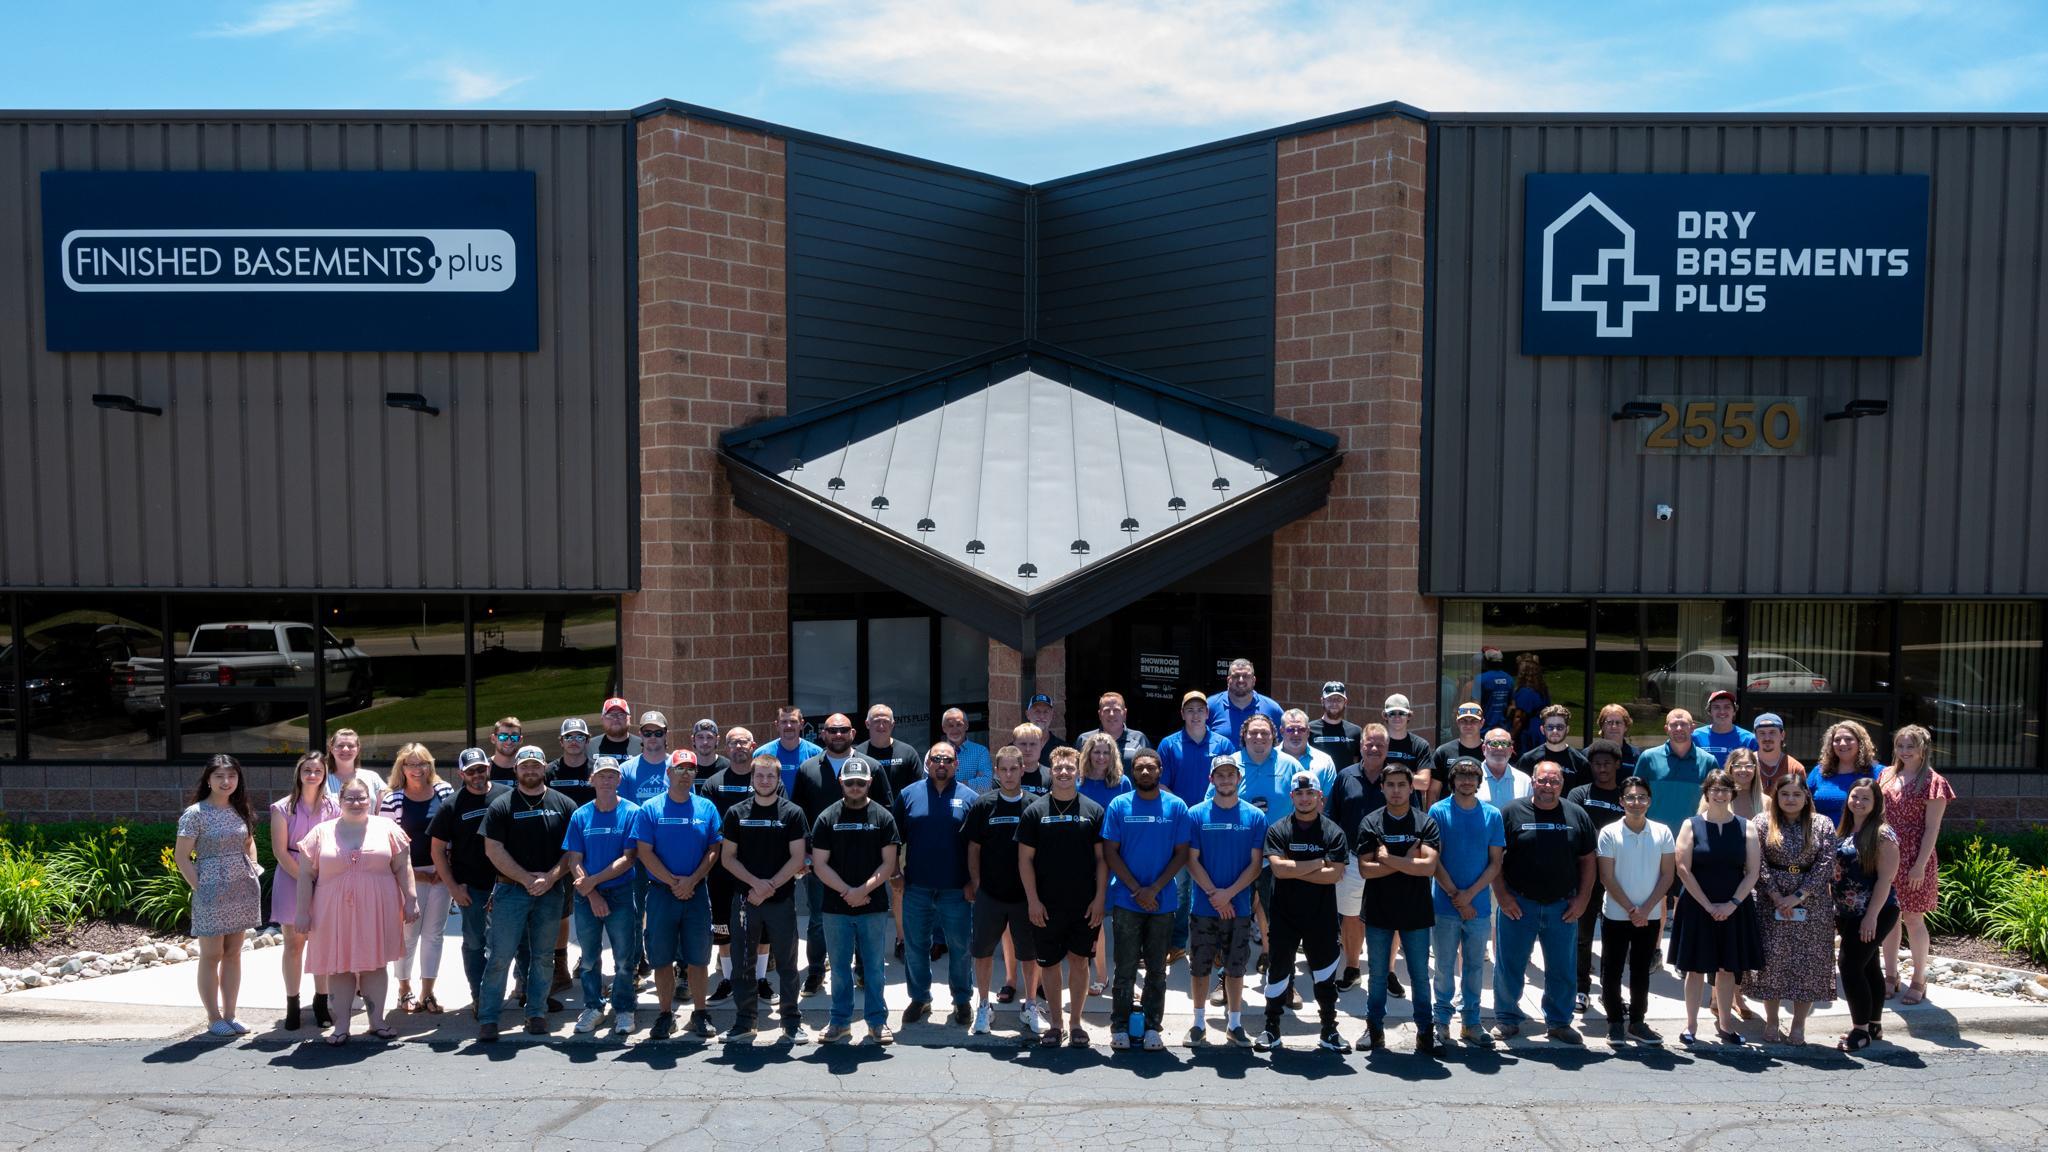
[1540,192,1658,338]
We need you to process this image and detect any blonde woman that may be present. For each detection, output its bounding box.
[1806,719,1879,827]
[1716,748,1767,821]
[298,777,417,1044]
[1880,725,1953,1005]
[1076,736,1129,996]
[379,743,455,1014]
[324,727,387,806]
[269,750,339,1030]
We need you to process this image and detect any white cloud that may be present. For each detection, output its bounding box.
[761,0,1631,130]
[440,63,530,103]
[208,0,355,37]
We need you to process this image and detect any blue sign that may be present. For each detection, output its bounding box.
[1522,174,1928,357]
[42,171,536,351]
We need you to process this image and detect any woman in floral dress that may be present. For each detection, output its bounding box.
[174,754,263,1037]
[1881,725,1953,1004]
[1749,773,1836,1045]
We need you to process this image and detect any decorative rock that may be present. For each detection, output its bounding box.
[56,958,82,977]
[161,945,188,963]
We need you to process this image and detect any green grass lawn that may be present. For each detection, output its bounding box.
[293,663,612,738]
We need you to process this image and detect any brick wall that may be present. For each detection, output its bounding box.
[623,113,791,737]
[988,639,1066,743]
[1270,118,1439,737]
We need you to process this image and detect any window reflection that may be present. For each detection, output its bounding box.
[1441,601,1590,752]
[868,617,932,748]
[474,597,618,746]
[168,596,317,758]
[792,620,857,737]
[1899,602,2039,770]
[323,597,467,763]
[1593,601,1738,747]
[17,595,166,760]
[1750,601,1890,695]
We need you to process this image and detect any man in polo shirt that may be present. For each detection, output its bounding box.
[1327,724,1390,993]
[1026,693,1070,765]
[1157,689,1233,964]
[1208,658,1285,746]
[719,753,812,1044]
[562,756,640,1036]
[476,745,578,1041]
[792,713,896,993]
[1017,749,1108,1048]
[1637,709,1720,830]
[631,750,723,1041]
[1382,694,1434,801]
[695,735,760,1006]
[1478,727,1533,809]
[1101,749,1191,1051]
[1752,712,1804,797]
[427,747,503,1014]
[772,705,824,794]
[620,712,673,806]
[1257,771,1352,1053]
[1075,692,1149,772]
[1694,689,1759,767]
[963,744,1039,1037]
[940,709,995,796]
[1279,708,1337,789]
[1432,702,1489,781]
[1309,681,1362,772]
[1516,705,1590,793]
[810,759,901,1045]
[1355,763,1441,1054]
[1475,648,1515,731]
[487,715,525,784]
[897,741,979,1028]
[1491,761,1597,1044]
[593,697,640,761]
[1184,755,1265,1047]
[1566,739,1629,1015]
[1427,757,1504,1048]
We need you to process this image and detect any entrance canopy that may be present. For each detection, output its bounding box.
[719,342,1341,653]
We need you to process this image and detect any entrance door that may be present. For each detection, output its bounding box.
[1061,591,1272,744]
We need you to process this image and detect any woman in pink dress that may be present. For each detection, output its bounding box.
[270,750,340,1031]
[1881,725,1953,1004]
[296,777,418,1044]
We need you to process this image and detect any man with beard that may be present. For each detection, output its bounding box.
[896,741,979,1029]
[632,751,724,1041]
[792,713,896,995]
[593,697,640,762]
[619,713,673,806]
[1207,658,1285,748]
[1478,728,1533,809]
[1308,681,1362,772]
[562,756,641,1036]
[1101,749,1192,1052]
[1492,762,1597,1045]
[1326,724,1390,993]
[718,754,811,1045]
[1256,771,1351,1054]
[476,745,578,1041]
[695,733,762,1006]
[1516,705,1591,794]
[1355,764,1441,1054]
[811,760,900,1045]
[1017,748,1107,1048]
[428,747,505,1016]
[771,706,824,795]
[1565,739,1629,1015]
[1184,755,1265,1047]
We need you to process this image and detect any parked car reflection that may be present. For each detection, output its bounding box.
[1642,647,1829,706]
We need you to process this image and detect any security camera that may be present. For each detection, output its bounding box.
[1654,504,1674,522]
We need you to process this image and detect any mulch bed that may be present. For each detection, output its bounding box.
[0,919,159,968]
[1934,934,2046,975]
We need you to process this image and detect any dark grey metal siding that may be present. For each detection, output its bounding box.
[786,142,1028,411]
[0,114,634,592]
[1036,142,1276,411]
[1429,119,2048,598]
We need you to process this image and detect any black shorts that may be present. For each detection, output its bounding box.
[708,868,736,934]
[1031,903,1097,967]
[971,894,1034,959]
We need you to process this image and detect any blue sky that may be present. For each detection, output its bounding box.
[6,0,2044,182]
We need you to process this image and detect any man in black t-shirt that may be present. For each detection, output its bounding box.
[698,743,766,1007]
[545,718,599,993]
[1353,764,1441,1053]
[963,744,1040,1037]
[690,718,733,781]
[810,760,901,1045]
[1382,693,1436,801]
[1017,749,1106,1048]
[856,703,923,796]
[1308,680,1362,772]
[593,696,640,761]
[1431,701,1489,782]
[1027,693,1070,766]
[428,747,504,1010]
[1326,726,1389,989]
[1493,762,1598,1043]
[1257,771,1352,1054]
[719,753,811,1043]
[1565,739,1628,1012]
[1516,704,1591,794]
[475,746,579,1041]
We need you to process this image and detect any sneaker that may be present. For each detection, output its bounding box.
[819,1023,853,1044]
[1186,1024,1208,1046]
[1461,1025,1495,1049]
[1628,1021,1664,1045]
[1110,1031,1131,1050]
[1607,1022,1628,1044]
[1143,1029,1165,1051]
[614,1011,637,1036]
[688,1010,717,1039]
[206,1019,237,1038]
[1253,1028,1281,1052]
[722,1021,757,1043]
[972,1003,993,1035]
[1020,999,1043,1036]
[574,1007,604,1034]
[757,978,777,1005]
[649,1011,676,1040]
[1227,1024,1254,1048]
[226,1018,250,1035]
[1575,992,1590,1014]
[997,984,1017,1005]
[866,1024,895,1046]
[1209,981,1227,1008]
[1546,1024,1583,1045]
[709,978,733,1003]
[901,1000,931,1026]
[1386,972,1405,999]
[1318,1028,1353,1054]
[949,1004,973,1027]
[477,1022,500,1043]
[782,1023,812,1045]
[1336,966,1361,991]
[1416,1027,1438,1056]
[1363,1023,1385,1051]
[524,1016,548,1035]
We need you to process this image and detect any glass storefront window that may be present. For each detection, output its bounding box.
[0,598,13,758]
[1440,601,1590,754]
[169,595,318,758]
[1749,601,1892,695]
[791,620,857,735]
[1899,602,2040,770]
[1592,601,1738,747]
[868,617,933,748]
[18,594,167,760]
[321,596,468,765]
[939,617,990,747]
[473,597,619,752]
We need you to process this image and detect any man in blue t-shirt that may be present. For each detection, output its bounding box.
[620,713,675,805]
[1157,689,1235,963]
[630,753,724,1041]
[1184,754,1266,1047]
[1101,749,1191,1051]
[1207,657,1286,748]
[1637,709,1722,829]
[1474,648,1515,731]
[560,757,641,1034]
[1692,690,1759,767]
[771,705,825,794]
[1426,757,1505,1045]
[894,741,979,1028]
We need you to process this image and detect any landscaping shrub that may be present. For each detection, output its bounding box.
[0,844,76,947]
[1927,836,2024,937]
[44,826,145,920]
[132,846,193,934]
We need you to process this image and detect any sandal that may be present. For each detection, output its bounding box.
[1836,1026,1870,1053]
[324,1032,349,1047]
[1884,979,1901,1000]
[1901,984,1926,1006]
[395,991,418,1014]
[1068,1024,1091,1048]
[1087,982,1106,998]
[370,1025,399,1041]
[1867,1022,1884,1043]
[1039,1026,1065,1048]
[1762,1026,1785,1044]
[418,994,444,1015]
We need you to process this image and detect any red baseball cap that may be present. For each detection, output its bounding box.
[603,696,630,715]
[1706,689,1736,706]
[667,749,698,769]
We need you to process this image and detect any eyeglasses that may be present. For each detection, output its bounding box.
[928,754,956,764]
[494,732,520,743]
[1705,785,1735,795]
[459,765,490,774]
[561,733,587,742]
[1484,740,1512,748]
[1541,723,1568,732]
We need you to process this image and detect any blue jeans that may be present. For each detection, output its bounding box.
[573,888,640,1014]
[902,886,972,1006]
[1432,911,1490,1029]
[803,873,830,977]
[1366,925,1432,1027]
[458,883,492,997]
[823,912,891,1029]
[1494,894,1576,1029]
[478,883,567,1021]
[1170,870,1192,951]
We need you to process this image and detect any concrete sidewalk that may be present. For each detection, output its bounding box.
[5,904,2045,1052]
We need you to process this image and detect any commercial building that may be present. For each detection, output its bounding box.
[1,101,2041,825]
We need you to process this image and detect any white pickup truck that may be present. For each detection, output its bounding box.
[115,621,371,728]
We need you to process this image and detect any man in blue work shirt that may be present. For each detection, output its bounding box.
[1208,658,1285,747]
[1102,749,1191,1052]
[561,756,641,1036]
[619,713,673,806]
[895,741,979,1029]
[631,752,724,1041]
[771,705,824,794]
[1637,709,1722,830]
[1474,648,1515,731]
[1184,755,1265,1047]
[1693,690,1758,767]
[1157,689,1234,964]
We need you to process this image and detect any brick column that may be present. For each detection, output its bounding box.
[625,114,790,737]
[1271,118,1438,736]
[988,638,1066,742]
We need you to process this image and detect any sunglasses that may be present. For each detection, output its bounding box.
[494,732,521,742]
[822,725,854,734]
[642,728,667,738]
[842,779,870,787]
[1542,723,1568,732]
[1484,740,1513,748]
[928,754,956,764]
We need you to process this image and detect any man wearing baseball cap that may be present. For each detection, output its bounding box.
[1694,689,1758,768]
[1256,770,1351,1053]
[594,697,640,761]
[547,718,601,994]
[1381,694,1434,801]
[1309,682,1362,772]
[631,748,724,1040]
[1158,690,1234,965]
[1432,702,1490,784]
[476,745,578,1041]
[427,747,505,1014]
[1751,713,1804,796]
[562,756,642,1036]
[1026,693,1070,765]
[621,712,672,806]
